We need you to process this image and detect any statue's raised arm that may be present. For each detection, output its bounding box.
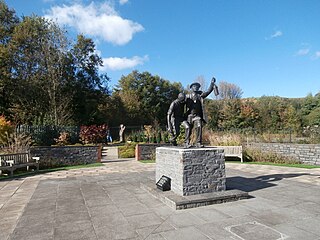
[201,77,219,98]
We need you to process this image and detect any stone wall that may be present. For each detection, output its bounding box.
[30,145,101,168]
[135,143,170,161]
[248,143,320,165]
[156,147,226,196]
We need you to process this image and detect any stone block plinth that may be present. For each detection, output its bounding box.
[156,147,226,196]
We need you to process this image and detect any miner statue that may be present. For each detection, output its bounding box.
[167,77,219,148]
[167,93,191,147]
[185,77,219,147]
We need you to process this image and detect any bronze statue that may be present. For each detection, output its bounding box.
[185,77,219,147]
[167,93,191,147]
[167,77,219,148]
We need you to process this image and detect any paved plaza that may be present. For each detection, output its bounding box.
[1,159,320,240]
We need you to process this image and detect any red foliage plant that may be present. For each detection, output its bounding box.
[79,124,108,144]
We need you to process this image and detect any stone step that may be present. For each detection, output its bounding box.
[101,146,119,160]
[141,181,249,210]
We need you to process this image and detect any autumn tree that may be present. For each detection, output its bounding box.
[218,99,242,130]
[239,99,259,129]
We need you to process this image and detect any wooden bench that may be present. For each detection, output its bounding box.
[0,153,40,176]
[212,146,243,162]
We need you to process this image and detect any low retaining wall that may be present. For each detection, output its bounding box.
[30,145,101,168]
[135,143,170,161]
[248,143,320,165]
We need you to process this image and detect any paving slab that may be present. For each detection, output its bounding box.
[160,226,211,240]
[1,160,320,240]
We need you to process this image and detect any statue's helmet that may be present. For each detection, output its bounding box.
[190,82,201,90]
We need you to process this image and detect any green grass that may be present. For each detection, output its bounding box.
[227,161,320,169]
[140,159,320,168]
[139,160,156,163]
[46,163,104,171]
[0,162,104,180]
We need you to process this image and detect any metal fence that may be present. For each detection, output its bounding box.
[16,125,80,146]
[14,125,320,146]
[210,128,320,144]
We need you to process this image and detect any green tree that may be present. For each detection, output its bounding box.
[218,99,242,130]
[115,70,183,125]
[281,104,301,132]
[1,5,110,125]
[305,108,320,126]
[254,96,282,131]
[205,99,221,130]
[302,92,320,126]
[8,16,52,123]
[5,16,77,125]
[0,0,19,115]
[69,35,110,125]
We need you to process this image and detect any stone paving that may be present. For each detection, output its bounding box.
[1,159,320,240]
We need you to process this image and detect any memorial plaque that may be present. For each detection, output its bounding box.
[156,175,171,191]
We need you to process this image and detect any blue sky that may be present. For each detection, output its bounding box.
[5,0,320,98]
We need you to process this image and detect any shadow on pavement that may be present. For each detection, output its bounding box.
[101,158,133,163]
[227,173,311,192]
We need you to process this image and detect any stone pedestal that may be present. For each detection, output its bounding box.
[156,147,226,196]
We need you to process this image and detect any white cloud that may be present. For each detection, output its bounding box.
[295,48,310,56]
[119,0,129,5]
[266,30,283,40]
[45,2,143,45]
[100,55,149,71]
[315,51,320,59]
[271,30,283,38]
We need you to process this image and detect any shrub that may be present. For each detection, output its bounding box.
[79,124,108,144]
[302,125,320,143]
[31,126,59,146]
[54,131,70,146]
[128,129,169,144]
[119,143,136,158]
[207,130,243,146]
[0,116,14,145]
[162,131,169,143]
[0,132,32,153]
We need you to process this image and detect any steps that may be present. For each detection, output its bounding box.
[101,146,119,160]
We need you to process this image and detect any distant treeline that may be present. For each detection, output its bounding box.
[205,94,320,134]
